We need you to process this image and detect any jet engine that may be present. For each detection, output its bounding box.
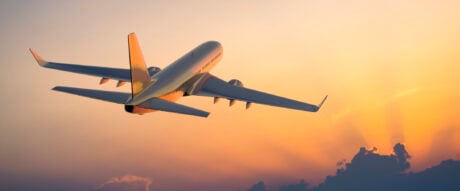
[227,79,243,107]
[228,79,243,87]
[147,66,162,77]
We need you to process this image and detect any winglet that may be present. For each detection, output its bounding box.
[29,48,48,66]
[316,95,328,111]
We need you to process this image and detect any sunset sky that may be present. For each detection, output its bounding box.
[0,0,459,190]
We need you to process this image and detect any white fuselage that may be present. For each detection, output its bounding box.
[129,41,223,105]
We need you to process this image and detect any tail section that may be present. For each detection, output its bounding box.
[128,33,151,97]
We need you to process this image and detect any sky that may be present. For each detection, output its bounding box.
[0,0,459,190]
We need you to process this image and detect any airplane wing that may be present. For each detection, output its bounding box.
[194,74,327,112]
[53,86,209,117]
[30,49,131,81]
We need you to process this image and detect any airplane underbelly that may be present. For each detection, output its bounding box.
[158,90,184,102]
[125,105,155,115]
[126,90,184,115]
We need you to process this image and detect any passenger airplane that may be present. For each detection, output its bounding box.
[30,33,327,117]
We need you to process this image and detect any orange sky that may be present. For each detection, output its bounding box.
[0,0,459,190]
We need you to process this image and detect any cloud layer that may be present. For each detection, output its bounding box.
[247,143,460,191]
[95,174,152,191]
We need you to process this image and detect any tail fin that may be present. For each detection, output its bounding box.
[128,33,151,97]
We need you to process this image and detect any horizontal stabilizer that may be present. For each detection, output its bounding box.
[52,86,131,104]
[139,98,210,117]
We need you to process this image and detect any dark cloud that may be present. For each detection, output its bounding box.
[278,180,309,191]
[409,159,460,191]
[393,143,411,170]
[314,143,411,191]
[250,143,460,191]
[95,174,152,191]
[246,181,267,191]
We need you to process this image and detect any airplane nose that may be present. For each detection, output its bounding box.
[205,41,221,49]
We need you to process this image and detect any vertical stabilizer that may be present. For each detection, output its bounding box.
[128,33,151,97]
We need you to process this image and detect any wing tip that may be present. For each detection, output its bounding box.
[315,95,328,112]
[52,86,61,90]
[29,48,48,66]
[52,86,68,92]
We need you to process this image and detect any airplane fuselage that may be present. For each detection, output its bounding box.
[127,41,223,107]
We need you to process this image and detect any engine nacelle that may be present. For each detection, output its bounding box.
[227,79,244,107]
[228,79,244,87]
[147,66,162,77]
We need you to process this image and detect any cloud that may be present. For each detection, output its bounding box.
[393,143,411,170]
[315,143,412,191]
[95,174,152,191]
[278,180,309,191]
[246,181,267,191]
[412,159,460,191]
[251,143,460,191]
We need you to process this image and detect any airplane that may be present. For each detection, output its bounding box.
[30,33,327,117]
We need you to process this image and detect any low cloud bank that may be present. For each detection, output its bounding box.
[247,143,460,191]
